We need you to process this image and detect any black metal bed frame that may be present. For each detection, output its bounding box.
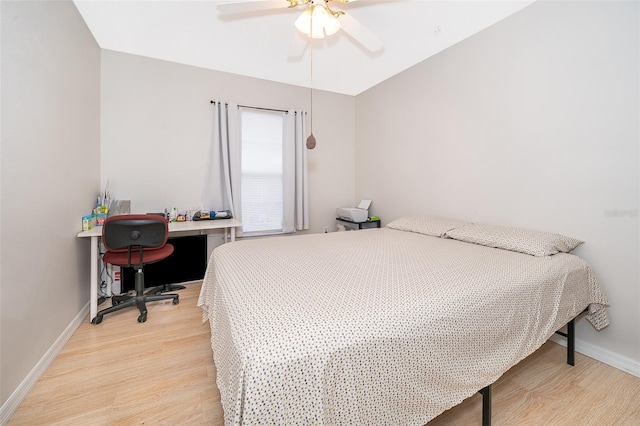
[475,308,587,426]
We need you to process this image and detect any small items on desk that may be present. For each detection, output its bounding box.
[81,203,109,231]
[81,196,234,232]
[82,185,113,230]
[82,214,96,231]
[95,185,112,225]
[161,207,232,222]
[192,210,233,221]
[95,210,108,226]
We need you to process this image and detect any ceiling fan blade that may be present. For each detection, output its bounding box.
[288,30,309,58]
[338,12,383,52]
[217,0,289,14]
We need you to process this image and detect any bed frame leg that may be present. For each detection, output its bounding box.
[479,385,491,426]
[567,318,575,366]
[554,317,576,366]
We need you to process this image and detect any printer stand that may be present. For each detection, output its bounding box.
[336,218,381,231]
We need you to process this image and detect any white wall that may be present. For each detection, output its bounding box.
[1,0,100,410]
[100,50,355,235]
[355,1,639,372]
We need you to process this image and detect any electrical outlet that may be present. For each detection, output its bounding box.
[323,225,329,233]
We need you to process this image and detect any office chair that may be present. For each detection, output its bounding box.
[91,214,179,324]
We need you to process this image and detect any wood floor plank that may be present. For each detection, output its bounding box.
[8,282,640,425]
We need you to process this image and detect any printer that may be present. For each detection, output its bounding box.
[336,200,372,223]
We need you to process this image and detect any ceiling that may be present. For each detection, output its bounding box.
[73,0,535,96]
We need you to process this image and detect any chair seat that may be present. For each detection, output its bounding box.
[103,244,174,267]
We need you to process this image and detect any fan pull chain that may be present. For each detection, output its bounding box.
[306,5,316,150]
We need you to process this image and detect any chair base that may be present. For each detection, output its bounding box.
[152,283,186,294]
[92,269,179,324]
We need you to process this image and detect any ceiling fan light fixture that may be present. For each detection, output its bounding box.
[295,5,341,39]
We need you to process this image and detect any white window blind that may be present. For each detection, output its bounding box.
[240,108,285,235]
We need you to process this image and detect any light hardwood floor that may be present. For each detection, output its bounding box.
[8,282,640,425]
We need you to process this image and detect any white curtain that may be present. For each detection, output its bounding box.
[283,110,309,232]
[202,101,243,235]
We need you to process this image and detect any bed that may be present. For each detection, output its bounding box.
[198,216,609,425]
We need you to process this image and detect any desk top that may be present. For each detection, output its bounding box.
[77,218,242,238]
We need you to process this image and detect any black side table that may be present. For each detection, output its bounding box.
[336,218,381,231]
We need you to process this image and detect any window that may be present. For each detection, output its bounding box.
[240,108,286,236]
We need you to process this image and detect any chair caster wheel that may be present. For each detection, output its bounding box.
[92,315,103,324]
[173,297,179,305]
[138,313,147,323]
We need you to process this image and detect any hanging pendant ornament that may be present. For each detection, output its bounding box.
[306,133,316,149]
[306,5,316,150]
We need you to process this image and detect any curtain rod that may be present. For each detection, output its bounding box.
[210,100,288,114]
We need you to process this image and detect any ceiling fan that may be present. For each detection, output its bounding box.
[217,0,384,57]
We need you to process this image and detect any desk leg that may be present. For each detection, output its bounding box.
[224,228,228,244]
[90,235,99,323]
[230,227,235,242]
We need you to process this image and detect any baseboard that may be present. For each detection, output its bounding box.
[0,302,89,425]
[550,334,640,378]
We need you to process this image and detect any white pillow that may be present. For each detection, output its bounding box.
[386,215,471,238]
[445,224,583,256]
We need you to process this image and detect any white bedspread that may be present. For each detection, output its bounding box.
[198,228,608,425]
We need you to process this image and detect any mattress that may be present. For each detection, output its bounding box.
[198,227,609,425]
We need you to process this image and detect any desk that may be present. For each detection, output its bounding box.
[77,218,241,323]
